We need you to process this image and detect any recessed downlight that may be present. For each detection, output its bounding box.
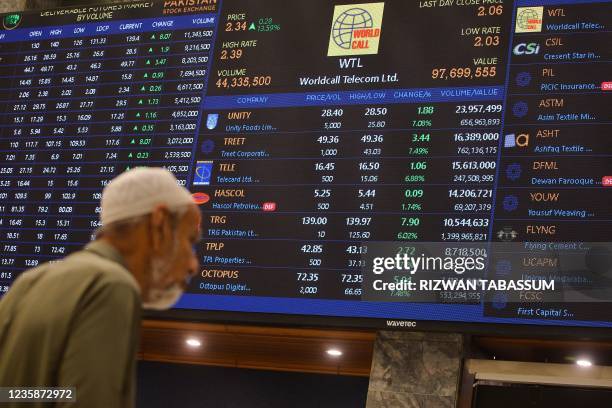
[576,359,592,367]
[186,338,202,348]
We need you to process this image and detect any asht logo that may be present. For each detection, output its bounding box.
[513,43,540,55]
[327,3,385,57]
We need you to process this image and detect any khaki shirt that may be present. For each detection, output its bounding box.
[0,241,141,408]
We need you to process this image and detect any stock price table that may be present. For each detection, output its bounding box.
[1,0,610,330]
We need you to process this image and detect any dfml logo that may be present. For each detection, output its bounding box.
[513,43,540,55]
[327,3,385,57]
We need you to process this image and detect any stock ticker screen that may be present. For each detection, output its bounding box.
[0,0,610,332]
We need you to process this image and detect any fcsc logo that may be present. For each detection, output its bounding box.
[327,3,385,57]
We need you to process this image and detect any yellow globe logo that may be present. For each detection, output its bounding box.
[332,8,374,50]
[327,3,384,57]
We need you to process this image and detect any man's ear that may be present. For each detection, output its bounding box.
[149,204,171,253]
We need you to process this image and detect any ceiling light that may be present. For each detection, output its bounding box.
[186,338,202,348]
[327,349,343,357]
[576,359,592,367]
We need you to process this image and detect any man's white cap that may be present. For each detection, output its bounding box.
[100,167,194,225]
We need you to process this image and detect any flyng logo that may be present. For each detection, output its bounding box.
[327,3,385,57]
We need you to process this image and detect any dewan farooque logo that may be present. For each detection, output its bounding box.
[327,3,384,57]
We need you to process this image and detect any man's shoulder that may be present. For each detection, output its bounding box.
[14,246,140,298]
[64,248,140,293]
[0,247,141,345]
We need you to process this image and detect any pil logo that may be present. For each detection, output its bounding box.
[327,3,385,57]
[513,42,540,55]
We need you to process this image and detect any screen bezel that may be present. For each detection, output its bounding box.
[145,308,612,340]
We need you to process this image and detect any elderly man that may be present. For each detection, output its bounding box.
[0,167,200,408]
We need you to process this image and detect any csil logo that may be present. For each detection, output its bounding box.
[513,42,540,55]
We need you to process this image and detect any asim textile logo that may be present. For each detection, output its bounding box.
[327,3,384,57]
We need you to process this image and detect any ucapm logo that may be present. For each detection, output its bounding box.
[513,42,541,56]
[327,3,385,57]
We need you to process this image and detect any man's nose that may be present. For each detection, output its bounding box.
[183,263,198,288]
[187,252,199,278]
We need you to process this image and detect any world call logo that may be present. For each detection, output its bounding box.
[515,7,543,33]
[327,2,384,57]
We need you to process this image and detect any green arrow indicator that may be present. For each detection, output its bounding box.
[150,34,156,40]
[140,86,146,91]
[146,60,151,65]
[128,153,133,158]
[148,47,153,53]
[136,113,141,118]
[138,99,143,105]
[143,73,149,78]
[133,126,138,131]
[130,139,136,144]
[249,23,256,30]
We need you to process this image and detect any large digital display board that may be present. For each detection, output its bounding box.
[0,0,610,333]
